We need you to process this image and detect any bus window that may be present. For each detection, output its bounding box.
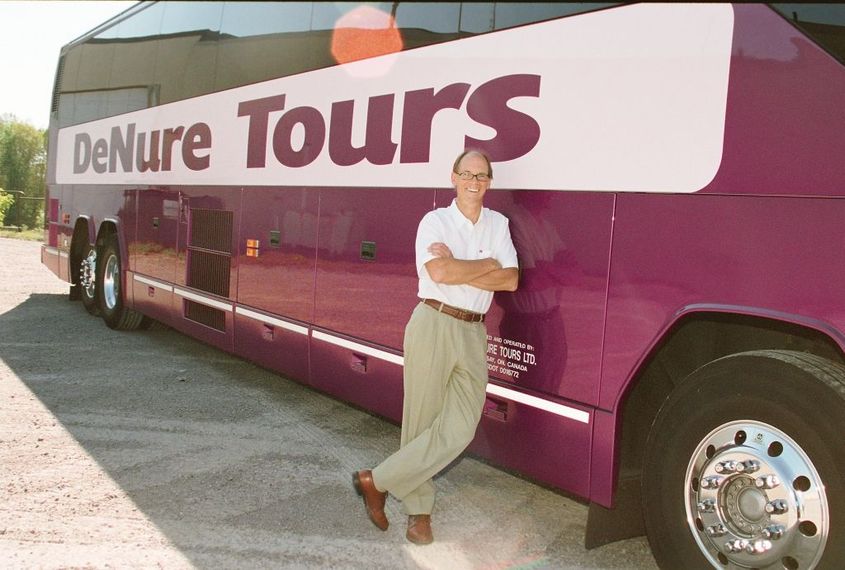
[770,4,845,63]
[460,3,495,34]
[219,2,312,37]
[155,2,224,105]
[493,3,617,30]
[216,2,315,93]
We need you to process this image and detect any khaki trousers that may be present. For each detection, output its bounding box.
[372,302,488,515]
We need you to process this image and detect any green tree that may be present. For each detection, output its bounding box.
[0,190,14,226]
[0,115,47,229]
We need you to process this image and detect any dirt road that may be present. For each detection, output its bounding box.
[0,237,658,569]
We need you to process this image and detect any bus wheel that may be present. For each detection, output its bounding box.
[643,350,845,570]
[79,242,99,315]
[96,235,148,330]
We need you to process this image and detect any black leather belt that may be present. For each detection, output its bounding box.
[421,298,485,323]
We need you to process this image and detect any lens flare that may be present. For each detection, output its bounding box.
[331,6,403,66]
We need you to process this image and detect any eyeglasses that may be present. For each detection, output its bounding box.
[455,171,491,182]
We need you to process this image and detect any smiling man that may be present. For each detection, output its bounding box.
[353,149,519,545]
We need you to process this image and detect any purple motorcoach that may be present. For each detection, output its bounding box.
[41,3,845,568]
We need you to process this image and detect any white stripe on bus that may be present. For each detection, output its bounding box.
[173,287,233,312]
[312,329,405,366]
[133,274,174,292]
[486,383,590,424]
[235,306,308,336]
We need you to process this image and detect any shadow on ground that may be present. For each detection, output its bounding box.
[0,292,656,569]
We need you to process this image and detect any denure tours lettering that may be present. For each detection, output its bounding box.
[71,74,541,176]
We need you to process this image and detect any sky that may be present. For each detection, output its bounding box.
[0,1,134,129]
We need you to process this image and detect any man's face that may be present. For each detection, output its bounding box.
[451,153,492,206]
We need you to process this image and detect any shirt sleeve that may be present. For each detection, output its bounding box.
[415,212,441,278]
[497,219,520,270]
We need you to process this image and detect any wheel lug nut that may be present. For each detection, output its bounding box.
[701,476,725,489]
[715,460,739,474]
[763,524,785,539]
[706,523,726,537]
[698,499,716,513]
[725,539,750,553]
[755,474,780,489]
[765,499,788,515]
[742,460,760,473]
[745,539,773,554]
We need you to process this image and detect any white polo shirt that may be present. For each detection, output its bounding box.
[416,199,519,314]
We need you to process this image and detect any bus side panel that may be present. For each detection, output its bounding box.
[700,4,845,199]
[130,187,179,325]
[166,186,242,354]
[308,187,430,419]
[234,187,317,384]
[470,401,593,499]
[478,190,614,409]
[600,193,845,412]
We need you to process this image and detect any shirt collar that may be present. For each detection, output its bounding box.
[448,198,486,228]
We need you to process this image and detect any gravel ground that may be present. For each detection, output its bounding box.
[0,237,658,569]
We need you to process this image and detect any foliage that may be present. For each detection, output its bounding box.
[0,115,47,229]
[0,227,43,241]
[0,191,13,225]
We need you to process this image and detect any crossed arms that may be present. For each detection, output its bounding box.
[424,242,518,292]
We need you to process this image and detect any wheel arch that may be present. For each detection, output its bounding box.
[618,307,845,480]
[68,216,95,286]
[586,305,845,548]
[94,217,132,302]
[96,217,134,267]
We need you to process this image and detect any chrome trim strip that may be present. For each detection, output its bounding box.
[312,330,405,366]
[133,274,174,292]
[235,306,308,336]
[173,287,232,312]
[486,383,590,424]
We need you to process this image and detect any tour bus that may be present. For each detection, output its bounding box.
[41,2,845,568]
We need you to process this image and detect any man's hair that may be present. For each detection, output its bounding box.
[452,149,493,179]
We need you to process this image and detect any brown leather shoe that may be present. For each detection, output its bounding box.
[406,514,433,545]
[352,470,388,531]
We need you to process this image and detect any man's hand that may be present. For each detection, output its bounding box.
[428,242,454,259]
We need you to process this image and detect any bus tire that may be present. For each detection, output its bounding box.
[96,235,147,330]
[642,350,845,570]
[79,242,99,315]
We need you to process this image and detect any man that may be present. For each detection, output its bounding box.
[353,149,519,545]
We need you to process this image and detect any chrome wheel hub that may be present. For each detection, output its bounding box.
[103,253,119,310]
[79,249,97,299]
[686,420,827,569]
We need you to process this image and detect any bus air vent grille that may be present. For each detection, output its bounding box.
[189,208,233,253]
[187,250,230,297]
[184,300,226,332]
[187,208,233,299]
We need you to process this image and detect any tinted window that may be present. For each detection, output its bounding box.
[460,3,495,34]
[396,3,460,34]
[216,2,316,92]
[770,4,845,64]
[493,3,617,30]
[105,3,164,112]
[155,2,224,104]
[107,2,165,40]
[56,1,623,126]
[219,2,312,37]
